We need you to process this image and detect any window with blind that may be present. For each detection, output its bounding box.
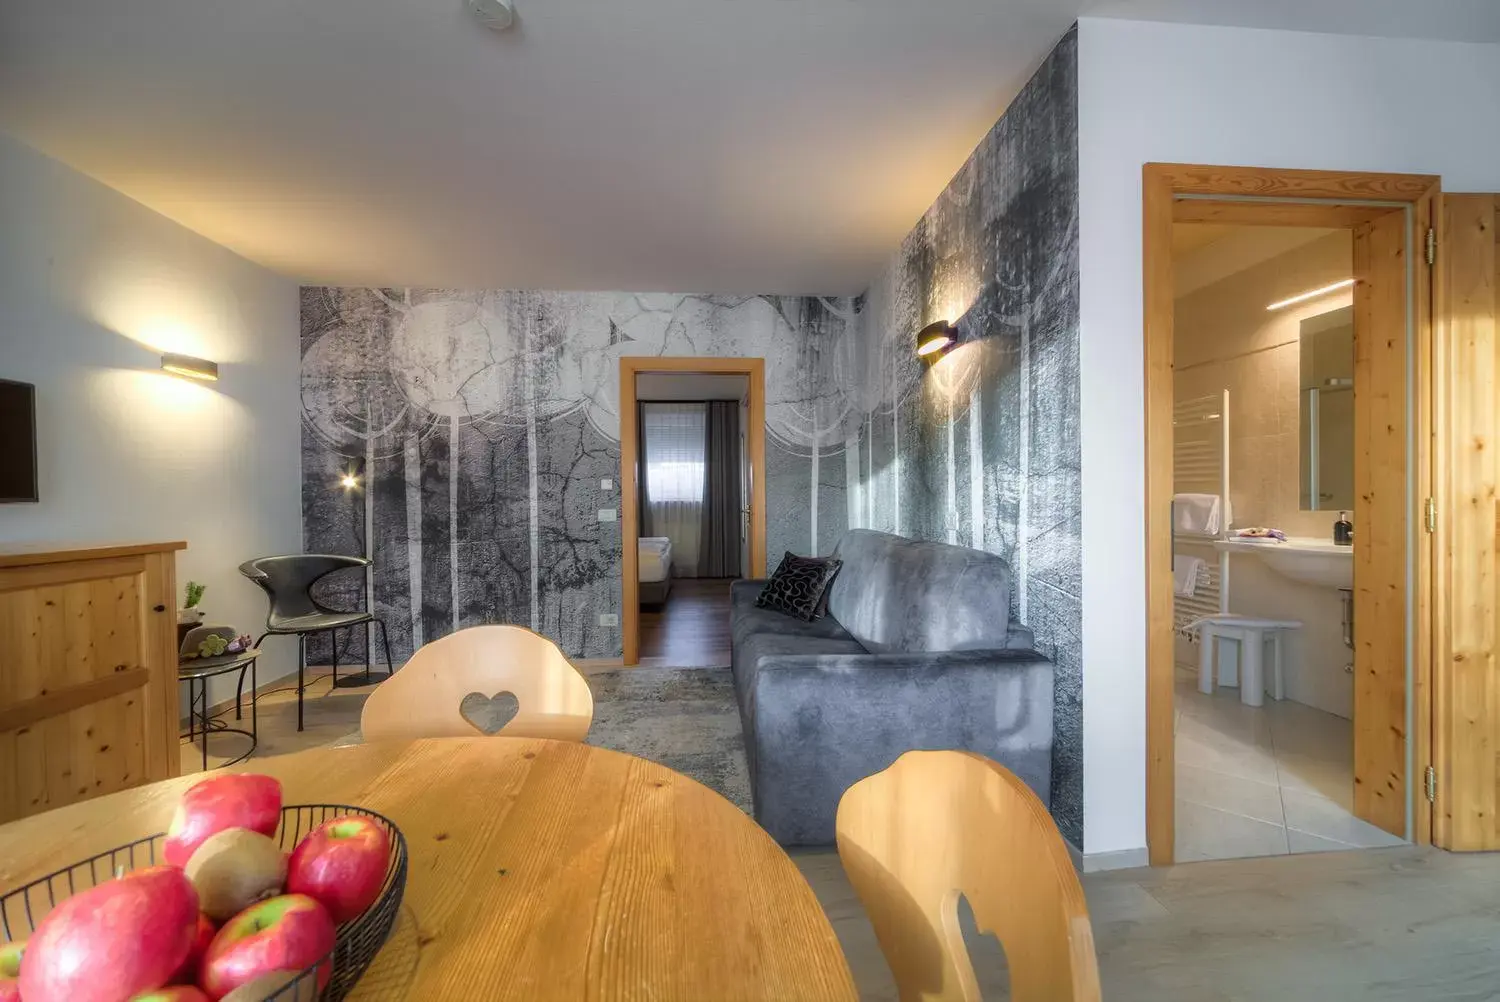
[642,403,706,503]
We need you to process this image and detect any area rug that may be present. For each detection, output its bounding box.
[330,666,752,815]
[584,667,752,814]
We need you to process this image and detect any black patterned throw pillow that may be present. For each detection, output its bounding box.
[756,552,843,622]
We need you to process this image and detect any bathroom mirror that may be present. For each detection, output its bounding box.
[1299,305,1354,511]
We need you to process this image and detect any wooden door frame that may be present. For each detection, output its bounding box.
[620,356,767,666]
[1144,164,1440,865]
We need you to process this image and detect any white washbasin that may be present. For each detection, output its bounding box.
[1213,536,1353,589]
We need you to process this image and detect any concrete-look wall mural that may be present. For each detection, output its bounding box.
[852,28,1081,844]
[300,289,860,663]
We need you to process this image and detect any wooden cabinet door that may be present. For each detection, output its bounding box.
[0,555,174,823]
[1434,194,1500,850]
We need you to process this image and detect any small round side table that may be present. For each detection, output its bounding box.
[178,649,260,771]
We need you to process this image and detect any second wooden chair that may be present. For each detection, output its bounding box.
[360,625,594,743]
[836,750,1101,1002]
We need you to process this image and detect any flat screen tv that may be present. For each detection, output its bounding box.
[0,380,38,503]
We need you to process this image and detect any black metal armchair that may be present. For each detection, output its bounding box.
[238,554,394,730]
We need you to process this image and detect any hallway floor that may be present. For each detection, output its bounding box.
[638,577,732,667]
[1174,672,1404,862]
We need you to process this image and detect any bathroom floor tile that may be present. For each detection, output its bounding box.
[1173,671,1403,863]
[1177,762,1286,827]
[1281,788,1406,848]
[1176,731,1281,786]
[1175,799,1290,862]
[1285,828,1359,854]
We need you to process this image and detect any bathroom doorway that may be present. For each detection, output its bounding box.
[1166,221,1404,861]
[1142,165,1440,866]
[619,357,767,667]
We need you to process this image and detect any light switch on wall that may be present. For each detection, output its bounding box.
[598,509,617,522]
[601,478,613,490]
[599,613,619,627]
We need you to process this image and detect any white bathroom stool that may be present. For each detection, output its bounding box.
[1195,615,1302,708]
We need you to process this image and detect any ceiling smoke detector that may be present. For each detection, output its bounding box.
[466,0,515,31]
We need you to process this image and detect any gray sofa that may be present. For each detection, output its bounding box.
[730,529,1054,845]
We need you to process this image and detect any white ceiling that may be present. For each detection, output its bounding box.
[2,0,1495,294]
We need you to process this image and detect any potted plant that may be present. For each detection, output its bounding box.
[178,581,206,626]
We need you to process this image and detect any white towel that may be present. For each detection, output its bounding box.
[1173,493,1229,536]
[1173,555,1205,598]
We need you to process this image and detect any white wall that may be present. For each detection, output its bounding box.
[1076,19,1500,856]
[0,133,301,710]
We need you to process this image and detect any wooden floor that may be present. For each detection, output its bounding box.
[182,684,1500,1000]
[638,577,732,666]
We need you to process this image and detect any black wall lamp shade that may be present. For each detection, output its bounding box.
[915,320,957,359]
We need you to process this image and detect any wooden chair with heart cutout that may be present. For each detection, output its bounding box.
[360,625,594,743]
[836,750,1101,1002]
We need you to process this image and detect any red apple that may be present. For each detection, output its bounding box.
[200,895,334,1000]
[19,864,200,1002]
[0,940,23,1002]
[286,815,390,923]
[169,913,218,985]
[165,774,283,867]
[131,988,211,1002]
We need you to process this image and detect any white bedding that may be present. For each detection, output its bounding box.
[639,536,673,583]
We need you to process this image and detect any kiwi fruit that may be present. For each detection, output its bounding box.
[184,828,287,921]
[221,970,301,1001]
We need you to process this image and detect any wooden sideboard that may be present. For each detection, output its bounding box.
[0,541,185,824]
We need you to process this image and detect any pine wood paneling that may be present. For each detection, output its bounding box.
[1351,208,1410,836]
[1435,195,1499,850]
[1174,199,1395,228]
[0,543,181,824]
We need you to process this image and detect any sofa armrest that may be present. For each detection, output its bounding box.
[1005,624,1037,649]
[731,579,768,605]
[749,649,1054,845]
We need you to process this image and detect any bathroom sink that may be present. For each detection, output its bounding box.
[1212,537,1353,589]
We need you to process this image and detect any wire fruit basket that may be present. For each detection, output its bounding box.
[0,803,408,1001]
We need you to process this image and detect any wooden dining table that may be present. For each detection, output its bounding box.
[0,737,858,1001]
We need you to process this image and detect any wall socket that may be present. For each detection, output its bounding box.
[599,613,619,627]
[601,478,613,490]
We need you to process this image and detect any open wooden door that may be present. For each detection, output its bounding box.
[1434,194,1499,850]
[1350,207,1415,837]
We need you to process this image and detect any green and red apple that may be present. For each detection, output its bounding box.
[164,774,283,867]
[0,940,23,1002]
[19,865,200,1002]
[286,815,389,922]
[200,895,334,999]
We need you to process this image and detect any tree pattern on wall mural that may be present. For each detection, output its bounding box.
[854,28,1082,846]
[301,289,860,663]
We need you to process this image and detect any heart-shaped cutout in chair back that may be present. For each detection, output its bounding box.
[460,690,521,735]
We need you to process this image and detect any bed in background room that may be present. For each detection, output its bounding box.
[639,536,673,606]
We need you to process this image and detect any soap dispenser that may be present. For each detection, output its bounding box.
[1334,511,1353,546]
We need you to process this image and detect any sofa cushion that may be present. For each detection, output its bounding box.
[731,581,862,650]
[824,529,1016,654]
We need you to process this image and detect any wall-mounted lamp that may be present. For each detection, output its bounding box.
[160,352,219,381]
[915,320,957,360]
[339,457,367,492]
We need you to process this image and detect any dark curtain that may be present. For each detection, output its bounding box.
[699,400,742,578]
[636,401,654,537]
